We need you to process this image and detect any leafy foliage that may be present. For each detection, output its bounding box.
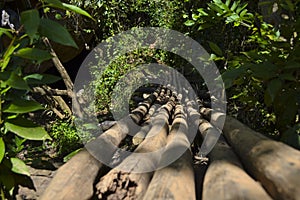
[0,0,91,197]
[185,0,300,148]
[69,0,187,41]
[49,120,81,157]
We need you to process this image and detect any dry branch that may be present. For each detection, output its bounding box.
[43,37,82,117]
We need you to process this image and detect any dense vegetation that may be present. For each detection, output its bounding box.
[0,0,299,198]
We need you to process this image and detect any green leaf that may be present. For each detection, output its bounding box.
[5,117,51,140]
[44,0,63,6]
[0,169,15,194]
[39,18,78,48]
[241,50,264,60]
[285,0,295,11]
[184,20,195,26]
[208,41,223,56]
[25,74,61,85]
[281,124,300,150]
[251,62,278,80]
[274,89,298,130]
[220,65,247,88]
[230,1,238,11]
[63,148,82,162]
[208,3,224,13]
[10,157,30,176]
[236,3,248,14]
[62,3,94,19]
[225,0,231,7]
[44,0,94,19]
[284,61,300,69]
[20,9,40,41]
[264,78,282,106]
[14,48,52,64]
[0,27,13,38]
[0,44,20,71]
[24,73,43,80]
[0,138,5,163]
[5,72,30,90]
[4,100,44,113]
[280,73,296,81]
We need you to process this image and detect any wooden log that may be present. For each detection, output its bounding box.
[143,105,196,200]
[95,99,175,199]
[41,113,145,200]
[199,107,226,130]
[131,87,161,124]
[132,122,152,145]
[202,135,272,200]
[40,149,101,200]
[223,116,300,200]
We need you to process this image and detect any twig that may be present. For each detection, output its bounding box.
[33,86,70,96]
[42,37,83,118]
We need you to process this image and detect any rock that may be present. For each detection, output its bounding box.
[16,166,56,200]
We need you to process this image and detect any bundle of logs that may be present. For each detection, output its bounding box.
[40,85,300,200]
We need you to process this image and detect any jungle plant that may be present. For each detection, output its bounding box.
[0,0,92,197]
[185,0,300,148]
[50,119,81,157]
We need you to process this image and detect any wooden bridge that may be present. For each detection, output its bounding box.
[40,86,300,200]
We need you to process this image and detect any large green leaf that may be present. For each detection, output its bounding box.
[15,48,52,64]
[20,9,40,41]
[274,90,298,130]
[5,118,51,140]
[264,78,282,106]
[5,72,30,90]
[3,100,44,113]
[10,158,30,176]
[0,168,15,194]
[0,137,5,163]
[44,0,94,19]
[38,18,78,48]
[25,74,61,85]
[208,41,223,56]
[251,62,278,80]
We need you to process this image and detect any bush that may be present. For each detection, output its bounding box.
[185,0,300,148]
[50,120,82,157]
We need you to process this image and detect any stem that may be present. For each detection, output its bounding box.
[0,186,5,200]
[42,37,83,118]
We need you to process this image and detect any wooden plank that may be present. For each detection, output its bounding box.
[202,135,272,200]
[223,116,300,200]
[143,105,196,200]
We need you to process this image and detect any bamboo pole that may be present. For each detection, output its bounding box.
[143,104,196,200]
[40,89,161,200]
[202,135,272,200]
[95,98,175,199]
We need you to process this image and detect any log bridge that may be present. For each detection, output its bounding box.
[41,85,300,200]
